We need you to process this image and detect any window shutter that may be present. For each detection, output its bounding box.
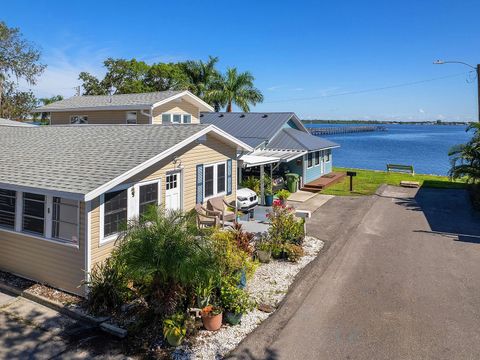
[196,164,204,204]
[227,159,233,195]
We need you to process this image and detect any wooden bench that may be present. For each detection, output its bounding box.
[386,164,415,175]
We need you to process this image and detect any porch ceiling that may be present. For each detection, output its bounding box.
[251,149,307,162]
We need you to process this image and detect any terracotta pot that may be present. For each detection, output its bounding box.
[201,312,223,331]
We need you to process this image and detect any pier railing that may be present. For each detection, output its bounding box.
[308,125,387,136]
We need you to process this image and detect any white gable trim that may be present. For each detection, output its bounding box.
[151,90,214,112]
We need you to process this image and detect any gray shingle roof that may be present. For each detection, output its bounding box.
[35,91,184,111]
[267,128,339,151]
[0,118,36,127]
[200,112,297,148]
[0,124,210,198]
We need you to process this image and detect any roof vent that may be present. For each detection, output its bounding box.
[219,114,224,117]
[262,114,268,118]
[200,113,204,117]
[240,114,245,118]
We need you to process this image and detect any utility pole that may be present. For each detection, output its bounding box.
[434,60,480,122]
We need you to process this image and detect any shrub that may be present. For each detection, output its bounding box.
[163,313,187,343]
[241,176,260,194]
[276,189,291,202]
[229,222,254,256]
[220,279,254,315]
[85,256,131,315]
[268,204,305,245]
[283,243,304,262]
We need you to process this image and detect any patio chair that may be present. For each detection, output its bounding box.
[207,196,236,227]
[195,204,220,228]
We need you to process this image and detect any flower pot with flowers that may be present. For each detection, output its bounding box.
[200,305,223,331]
[276,189,291,205]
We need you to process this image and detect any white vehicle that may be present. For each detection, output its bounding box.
[236,187,258,211]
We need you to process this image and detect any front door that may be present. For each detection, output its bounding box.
[165,172,181,211]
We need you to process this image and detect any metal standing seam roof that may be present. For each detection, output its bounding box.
[0,118,37,127]
[266,128,340,152]
[35,91,184,111]
[200,112,296,148]
[0,124,213,198]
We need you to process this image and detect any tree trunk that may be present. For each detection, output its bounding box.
[227,101,232,112]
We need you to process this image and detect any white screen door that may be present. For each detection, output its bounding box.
[165,172,181,211]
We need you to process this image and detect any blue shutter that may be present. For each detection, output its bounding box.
[196,164,204,204]
[227,159,233,195]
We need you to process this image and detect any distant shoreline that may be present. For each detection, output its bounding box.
[301,120,470,125]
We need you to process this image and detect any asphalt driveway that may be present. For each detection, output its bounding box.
[232,186,480,360]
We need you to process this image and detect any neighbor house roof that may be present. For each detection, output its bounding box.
[200,112,307,148]
[266,128,339,152]
[0,124,251,201]
[0,118,36,127]
[35,90,214,112]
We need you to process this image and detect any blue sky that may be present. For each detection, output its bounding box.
[3,0,480,121]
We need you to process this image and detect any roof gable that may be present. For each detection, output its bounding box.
[266,128,340,152]
[200,112,297,148]
[35,90,214,112]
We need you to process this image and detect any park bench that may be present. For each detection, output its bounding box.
[386,164,415,175]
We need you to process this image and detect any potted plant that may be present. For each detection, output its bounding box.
[163,314,187,347]
[221,280,254,325]
[200,305,223,331]
[276,189,291,205]
[255,235,273,263]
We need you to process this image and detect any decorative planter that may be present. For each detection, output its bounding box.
[166,333,184,347]
[265,194,274,206]
[225,312,243,325]
[256,249,271,263]
[201,312,223,331]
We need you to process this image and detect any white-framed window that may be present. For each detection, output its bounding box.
[70,115,88,124]
[101,189,128,242]
[22,192,46,236]
[314,151,320,166]
[0,188,79,247]
[325,150,331,162]
[0,189,16,230]
[52,197,79,244]
[161,113,193,124]
[307,153,313,169]
[204,162,227,199]
[126,111,137,124]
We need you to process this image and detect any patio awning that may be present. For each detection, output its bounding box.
[250,149,307,162]
[239,153,279,168]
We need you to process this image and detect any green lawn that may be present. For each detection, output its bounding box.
[321,167,467,196]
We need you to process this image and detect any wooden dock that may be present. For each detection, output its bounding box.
[301,172,346,192]
[308,125,387,136]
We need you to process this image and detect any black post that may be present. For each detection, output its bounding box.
[349,175,353,192]
[477,64,480,122]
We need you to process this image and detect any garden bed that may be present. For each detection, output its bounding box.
[171,235,324,359]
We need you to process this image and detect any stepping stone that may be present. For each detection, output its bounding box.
[257,303,275,313]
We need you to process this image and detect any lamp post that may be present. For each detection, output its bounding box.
[434,60,480,122]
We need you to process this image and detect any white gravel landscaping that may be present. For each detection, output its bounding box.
[172,235,324,360]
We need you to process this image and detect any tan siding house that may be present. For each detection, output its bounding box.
[0,124,251,296]
[37,90,212,126]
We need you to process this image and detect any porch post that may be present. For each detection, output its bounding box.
[260,164,265,205]
[270,164,273,196]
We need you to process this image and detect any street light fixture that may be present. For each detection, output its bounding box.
[434,59,480,122]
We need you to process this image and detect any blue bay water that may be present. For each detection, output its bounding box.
[305,124,473,175]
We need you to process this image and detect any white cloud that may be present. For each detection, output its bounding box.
[418,108,425,114]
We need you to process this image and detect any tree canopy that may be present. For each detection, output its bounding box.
[78,57,264,112]
[0,21,46,119]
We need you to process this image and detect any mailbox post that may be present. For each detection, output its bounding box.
[346,171,357,192]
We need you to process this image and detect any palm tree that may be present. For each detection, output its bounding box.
[181,56,220,99]
[448,123,480,183]
[208,67,264,112]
